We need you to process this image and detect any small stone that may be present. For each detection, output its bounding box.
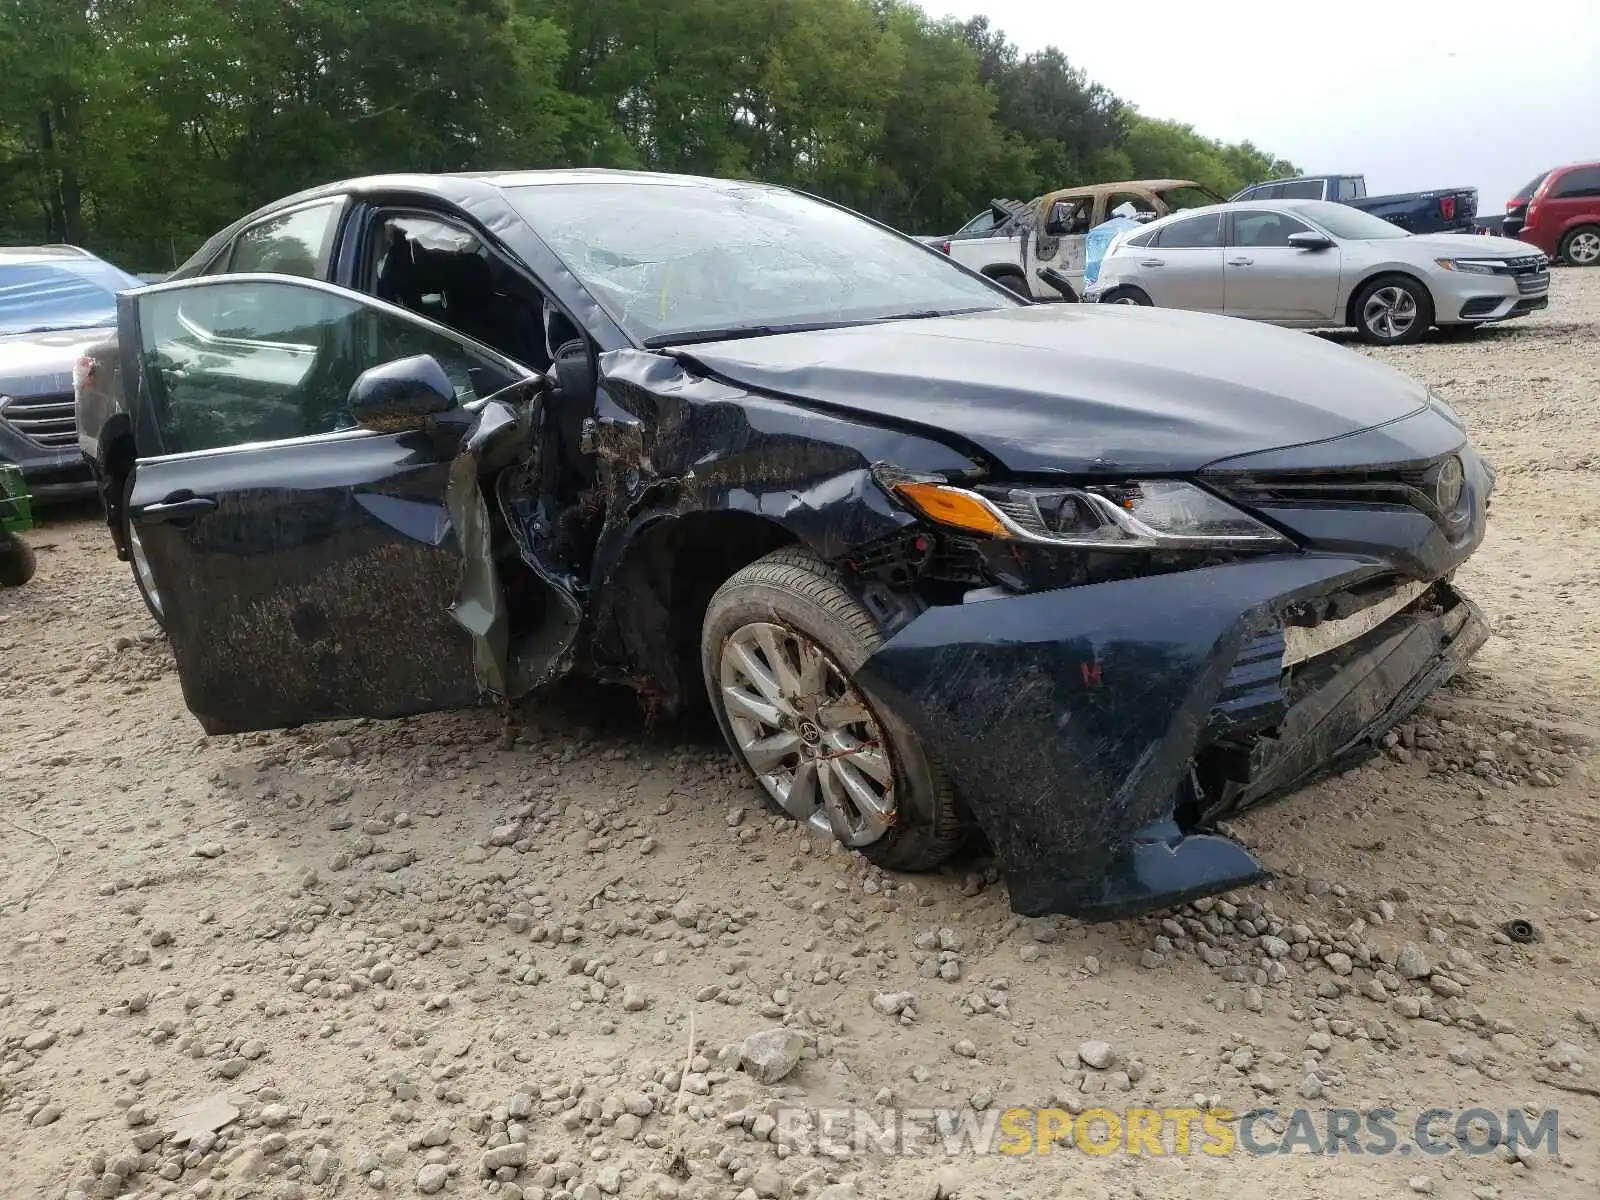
[871,992,915,1016]
[31,1102,63,1126]
[752,1162,783,1198]
[1408,1176,1435,1195]
[672,898,700,928]
[1396,944,1431,980]
[621,986,648,1013]
[1078,1040,1115,1070]
[741,1028,806,1084]
[1323,952,1353,976]
[307,1147,337,1185]
[416,1164,449,1193]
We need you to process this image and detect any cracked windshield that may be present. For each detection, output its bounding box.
[506,181,1013,344]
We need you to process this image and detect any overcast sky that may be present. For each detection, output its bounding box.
[921,0,1600,210]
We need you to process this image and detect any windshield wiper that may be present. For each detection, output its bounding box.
[643,320,859,348]
[2,322,110,336]
[871,305,999,322]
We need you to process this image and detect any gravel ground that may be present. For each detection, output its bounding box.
[3,271,1598,1200]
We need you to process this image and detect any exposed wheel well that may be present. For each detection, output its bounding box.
[99,425,137,557]
[1345,271,1432,330]
[592,509,797,715]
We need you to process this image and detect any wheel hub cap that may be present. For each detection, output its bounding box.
[1363,286,1417,339]
[127,521,162,617]
[718,621,896,847]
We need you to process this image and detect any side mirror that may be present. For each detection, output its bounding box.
[551,341,596,400]
[1287,231,1335,251]
[347,354,459,432]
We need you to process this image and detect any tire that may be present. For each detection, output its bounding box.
[1352,274,1434,345]
[701,546,961,872]
[1558,225,1600,267]
[989,270,1030,297]
[1099,286,1152,306]
[0,532,36,588]
[119,470,165,626]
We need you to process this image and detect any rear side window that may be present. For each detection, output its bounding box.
[1154,213,1223,248]
[1551,166,1600,199]
[1123,229,1154,248]
[1280,179,1324,200]
[1337,178,1363,201]
[1515,171,1552,199]
[228,202,341,278]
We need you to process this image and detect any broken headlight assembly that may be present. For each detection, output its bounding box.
[875,468,1293,552]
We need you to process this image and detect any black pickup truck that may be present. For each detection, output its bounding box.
[1232,174,1478,236]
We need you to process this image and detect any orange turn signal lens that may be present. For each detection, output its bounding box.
[892,482,1010,537]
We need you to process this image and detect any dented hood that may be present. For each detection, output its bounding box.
[677,305,1433,475]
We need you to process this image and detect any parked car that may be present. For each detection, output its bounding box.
[937,180,1225,298]
[0,461,36,586]
[1232,175,1478,236]
[1086,199,1550,345]
[1504,161,1600,266]
[76,169,1494,920]
[918,204,1011,245]
[1,244,143,503]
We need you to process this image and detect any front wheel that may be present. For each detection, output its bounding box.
[701,546,961,872]
[0,532,36,587]
[989,270,1030,297]
[120,470,165,627]
[1098,286,1152,306]
[1559,225,1600,267]
[1353,275,1433,345]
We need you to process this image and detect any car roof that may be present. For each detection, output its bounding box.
[0,244,99,265]
[1136,197,1343,225]
[174,168,798,277]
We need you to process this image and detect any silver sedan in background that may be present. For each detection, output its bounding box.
[1084,199,1550,345]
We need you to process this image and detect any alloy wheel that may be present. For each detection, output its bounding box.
[1568,230,1600,266]
[127,519,163,618]
[1362,286,1418,340]
[717,620,896,847]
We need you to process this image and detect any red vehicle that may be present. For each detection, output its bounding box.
[1506,161,1600,267]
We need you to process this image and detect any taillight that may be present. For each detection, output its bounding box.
[1439,196,1456,221]
[72,353,98,392]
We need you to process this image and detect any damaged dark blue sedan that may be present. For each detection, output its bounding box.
[73,170,1493,920]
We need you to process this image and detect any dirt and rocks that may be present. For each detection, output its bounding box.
[3,271,1599,1200]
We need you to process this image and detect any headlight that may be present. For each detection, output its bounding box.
[1433,257,1500,275]
[878,470,1292,550]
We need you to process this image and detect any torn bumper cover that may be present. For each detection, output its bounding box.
[855,556,1489,921]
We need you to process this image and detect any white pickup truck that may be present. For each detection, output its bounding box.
[932,179,1224,300]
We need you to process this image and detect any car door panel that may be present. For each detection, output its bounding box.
[1224,246,1343,321]
[122,275,571,735]
[1134,213,1225,311]
[1140,249,1224,311]
[130,433,488,733]
[1223,210,1344,321]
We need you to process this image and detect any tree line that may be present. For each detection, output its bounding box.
[0,0,1299,271]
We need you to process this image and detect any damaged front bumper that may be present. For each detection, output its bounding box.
[855,556,1489,921]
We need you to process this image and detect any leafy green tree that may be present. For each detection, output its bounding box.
[0,0,1298,268]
